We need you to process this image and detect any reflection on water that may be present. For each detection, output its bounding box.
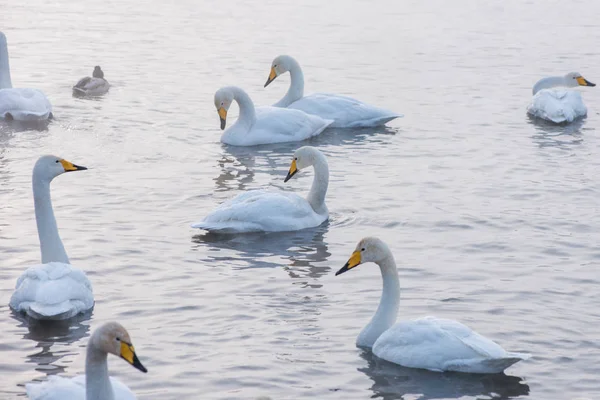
[528,116,586,148]
[0,120,51,134]
[358,351,530,400]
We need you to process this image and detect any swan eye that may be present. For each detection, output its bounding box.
[294,157,298,161]
[116,337,121,342]
[361,248,365,251]
[55,160,59,163]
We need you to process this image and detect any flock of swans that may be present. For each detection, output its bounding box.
[0,29,594,399]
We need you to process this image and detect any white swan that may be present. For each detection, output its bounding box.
[214,86,332,146]
[9,155,94,320]
[527,72,595,123]
[73,66,110,97]
[264,55,402,128]
[26,321,147,400]
[0,32,52,121]
[192,146,329,233]
[336,237,531,374]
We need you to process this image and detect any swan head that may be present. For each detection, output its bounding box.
[564,72,595,88]
[284,146,321,182]
[90,322,148,373]
[33,155,87,183]
[214,87,235,130]
[92,66,104,79]
[336,237,392,276]
[264,55,294,87]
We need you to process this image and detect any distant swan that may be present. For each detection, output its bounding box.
[192,146,329,233]
[73,66,110,97]
[9,155,94,320]
[0,31,52,121]
[527,72,595,123]
[264,55,402,128]
[336,237,531,374]
[26,322,147,400]
[214,86,332,146]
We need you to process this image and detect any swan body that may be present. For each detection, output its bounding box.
[214,86,332,146]
[9,156,94,320]
[73,66,110,97]
[265,55,402,128]
[192,146,329,233]
[0,32,52,121]
[26,321,147,400]
[527,72,595,123]
[336,237,530,374]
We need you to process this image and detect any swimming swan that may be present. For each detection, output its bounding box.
[264,55,402,128]
[73,66,110,97]
[527,72,595,123]
[9,155,94,320]
[214,86,332,146]
[336,237,531,374]
[192,146,329,233]
[26,321,147,400]
[0,32,52,121]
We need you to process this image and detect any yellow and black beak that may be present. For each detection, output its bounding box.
[264,67,278,87]
[218,107,227,130]
[120,341,148,373]
[284,159,298,182]
[335,251,362,276]
[59,159,87,172]
[577,76,596,87]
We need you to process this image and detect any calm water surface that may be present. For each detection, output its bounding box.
[1,0,600,398]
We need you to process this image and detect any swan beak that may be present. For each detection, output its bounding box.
[284,159,298,182]
[120,341,148,373]
[60,159,88,172]
[335,251,362,276]
[218,107,227,130]
[577,76,596,87]
[264,67,278,87]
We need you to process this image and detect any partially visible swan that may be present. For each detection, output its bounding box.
[192,146,329,233]
[264,55,402,128]
[9,155,94,320]
[26,321,147,400]
[336,237,531,374]
[0,31,52,121]
[73,66,110,97]
[527,72,595,123]
[214,86,332,146]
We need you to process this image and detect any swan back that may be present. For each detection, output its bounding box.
[0,32,11,89]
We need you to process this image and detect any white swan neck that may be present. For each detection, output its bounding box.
[357,254,400,347]
[86,345,114,400]
[230,87,257,128]
[0,36,12,89]
[307,152,329,214]
[275,58,304,107]
[533,76,567,95]
[33,176,70,264]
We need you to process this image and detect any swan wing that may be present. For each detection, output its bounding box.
[0,88,52,121]
[26,375,136,400]
[10,262,94,320]
[527,89,587,123]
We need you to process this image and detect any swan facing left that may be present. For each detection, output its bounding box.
[26,321,147,400]
[73,66,110,97]
[9,155,94,320]
[336,237,530,374]
[0,32,52,121]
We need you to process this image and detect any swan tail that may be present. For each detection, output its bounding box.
[27,301,82,321]
[444,354,529,374]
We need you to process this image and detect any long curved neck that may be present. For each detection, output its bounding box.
[33,176,70,264]
[306,152,329,214]
[533,76,567,95]
[357,255,400,348]
[230,87,256,129]
[275,58,304,107]
[86,344,114,400]
[0,38,12,89]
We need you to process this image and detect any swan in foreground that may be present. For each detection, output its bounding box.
[527,72,595,123]
[192,146,329,233]
[0,32,52,121]
[73,66,110,97]
[264,55,402,128]
[336,237,531,374]
[214,86,332,146]
[26,321,147,400]
[9,155,94,320]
